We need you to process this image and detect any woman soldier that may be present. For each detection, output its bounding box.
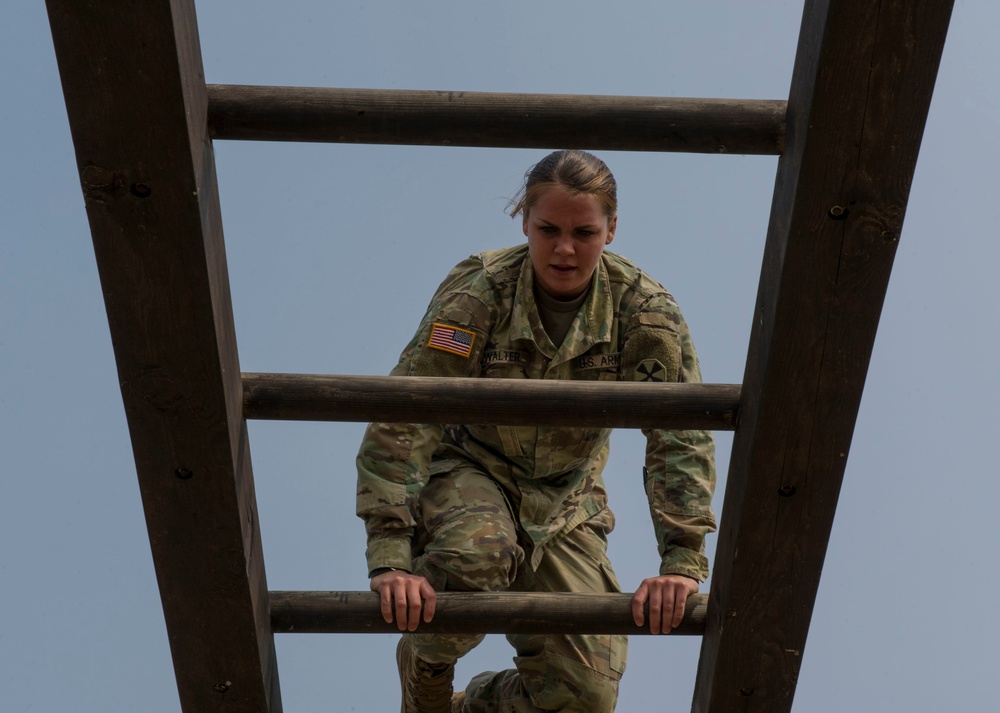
[356,150,716,712]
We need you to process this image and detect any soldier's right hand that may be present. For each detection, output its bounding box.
[370,570,437,631]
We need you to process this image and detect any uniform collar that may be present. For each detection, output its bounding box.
[510,252,613,363]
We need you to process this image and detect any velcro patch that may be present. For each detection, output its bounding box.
[576,352,622,371]
[481,348,530,366]
[427,323,476,358]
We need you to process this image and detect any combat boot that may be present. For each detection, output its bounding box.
[397,637,456,713]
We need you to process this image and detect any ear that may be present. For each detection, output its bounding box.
[605,214,617,245]
[522,211,529,238]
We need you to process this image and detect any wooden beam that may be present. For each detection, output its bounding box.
[243,373,741,430]
[270,591,708,636]
[693,1,954,712]
[208,85,787,155]
[45,2,281,711]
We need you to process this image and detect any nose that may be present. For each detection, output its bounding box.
[553,234,574,256]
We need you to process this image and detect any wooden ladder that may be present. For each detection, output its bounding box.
[45,1,953,711]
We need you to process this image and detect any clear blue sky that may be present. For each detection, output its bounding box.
[3,1,997,711]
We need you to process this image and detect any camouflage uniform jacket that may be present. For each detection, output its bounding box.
[356,244,716,581]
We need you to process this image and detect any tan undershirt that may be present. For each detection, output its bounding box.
[535,285,589,347]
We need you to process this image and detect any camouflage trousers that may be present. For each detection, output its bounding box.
[406,462,628,712]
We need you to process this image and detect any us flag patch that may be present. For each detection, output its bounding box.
[427,323,476,358]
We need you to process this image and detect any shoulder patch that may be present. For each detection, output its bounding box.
[427,323,476,358]
[635,358,667,382]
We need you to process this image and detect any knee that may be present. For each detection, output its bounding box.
[420,521,523,592]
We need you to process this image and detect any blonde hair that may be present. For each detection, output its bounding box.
[508,150,617,220]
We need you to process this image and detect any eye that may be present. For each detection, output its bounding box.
[539,225,557,233]
[575,229,595,238]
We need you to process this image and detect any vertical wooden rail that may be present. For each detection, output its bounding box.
[693,1,954,712]
[46,1,281,711]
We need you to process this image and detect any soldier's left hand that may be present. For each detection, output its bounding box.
[631,574,699,634]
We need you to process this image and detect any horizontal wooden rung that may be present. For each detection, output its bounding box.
[242,373,740,430]
[270,591,707,636]
[208,84,786,155]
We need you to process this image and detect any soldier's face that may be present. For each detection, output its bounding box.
[523,186,616,300]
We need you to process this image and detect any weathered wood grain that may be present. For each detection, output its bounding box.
[270,591,708,636]
[693,2,954,712]
[208,84,786,155]
[45,1,281,711]
[243,373,741,430]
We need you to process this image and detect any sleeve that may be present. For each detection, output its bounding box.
[619,292,717,582]
[355,259,494,575]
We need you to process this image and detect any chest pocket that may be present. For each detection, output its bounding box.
[480,348,531,378]
[479,348,531,456]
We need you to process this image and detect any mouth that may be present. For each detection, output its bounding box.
[550,264,576,275]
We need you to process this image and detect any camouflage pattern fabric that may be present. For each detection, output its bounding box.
[407,464,625,712]
[357,244,716,582]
